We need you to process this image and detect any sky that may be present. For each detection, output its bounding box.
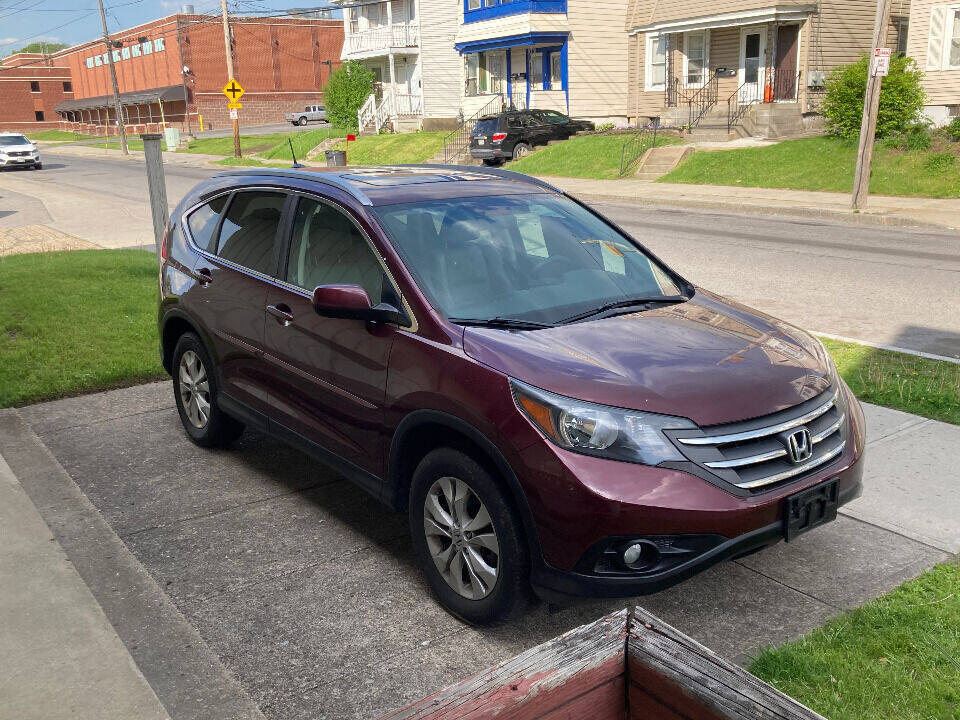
[1,0,338,54]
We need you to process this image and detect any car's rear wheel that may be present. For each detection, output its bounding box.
[512,143,530,160]
[298,116,308,126]
[172,333,244,448]
[410,447,528,624]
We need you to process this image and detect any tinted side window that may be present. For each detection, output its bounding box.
[286,197,386,304]
[186,195,228,252]
[216,192,286,276]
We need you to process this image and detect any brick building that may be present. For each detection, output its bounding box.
[0,11,343,136]
[0,53,75,133]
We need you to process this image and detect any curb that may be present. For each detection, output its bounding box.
[566,191,950,231]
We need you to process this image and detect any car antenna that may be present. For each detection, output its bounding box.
[289,138,304,169]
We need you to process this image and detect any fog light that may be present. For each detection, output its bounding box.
[622,541,660,570]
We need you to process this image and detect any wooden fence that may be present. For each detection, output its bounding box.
[379,607,825,720]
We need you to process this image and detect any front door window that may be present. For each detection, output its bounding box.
[739,29,765,104]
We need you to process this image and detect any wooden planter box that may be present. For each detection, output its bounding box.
[379,607,825,720]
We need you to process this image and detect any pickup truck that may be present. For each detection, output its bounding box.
[286,105,327,126]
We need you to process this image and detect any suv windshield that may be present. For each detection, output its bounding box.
[375,194,685,325]
[0,135,30,146]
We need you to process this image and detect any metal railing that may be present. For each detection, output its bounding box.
[685,75,719,128]
[726,71,802,133]
[358,93,377,131]
[618,123,661,177]
[343,23,419,55]
[442,94,503,164]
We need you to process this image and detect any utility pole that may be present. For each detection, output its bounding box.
[97,0,127,154]
[852,0,893,209]
[220,0,241,158]
[176,16,193,139]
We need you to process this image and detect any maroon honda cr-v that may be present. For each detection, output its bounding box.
[158,166,865,622]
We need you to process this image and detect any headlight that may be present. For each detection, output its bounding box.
[511,380,695,466]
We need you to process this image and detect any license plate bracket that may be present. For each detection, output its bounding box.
[784,479,839,541]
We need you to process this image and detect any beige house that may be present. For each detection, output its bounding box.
[908,0,960,125]
[625,1,909,136]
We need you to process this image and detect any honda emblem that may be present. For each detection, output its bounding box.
[786,428,813,464]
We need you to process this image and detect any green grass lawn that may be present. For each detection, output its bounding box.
[257,127,349,160]
[660,137,960,198]
[825,338,960,425]
[0,250,164,408]
[508,132,679,180]
[751,563,960,720]
[333,131,446,165]
[25,130,101,142]
[212,156,293,169]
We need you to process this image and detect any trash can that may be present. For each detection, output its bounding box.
[163,127,180,151]
[325,149,347,167]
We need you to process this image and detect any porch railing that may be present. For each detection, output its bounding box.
[685,75,719,128]
[619,123,661,177]
[726,71,802,133]
[344,23,419,55]
[442,94,503,164]
[358,93,377,131]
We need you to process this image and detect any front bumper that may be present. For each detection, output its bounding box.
[500,383,867,600]
[0,155,39,167]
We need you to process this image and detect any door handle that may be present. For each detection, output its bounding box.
[267,303,295,326]
[196,267,213,285]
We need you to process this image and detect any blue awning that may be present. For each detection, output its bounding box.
[455,31,569,55]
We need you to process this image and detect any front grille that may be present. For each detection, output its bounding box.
[8,151,31,157]
[668,388,847,492]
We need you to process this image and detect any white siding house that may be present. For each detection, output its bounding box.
[333,0,462,130]
[908,0,960,126]
[454,0,631,123]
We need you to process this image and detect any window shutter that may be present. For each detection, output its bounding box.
[927,5,947,70]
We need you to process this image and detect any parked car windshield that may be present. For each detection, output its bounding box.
[0,134,30,145]
[374,194,684,325]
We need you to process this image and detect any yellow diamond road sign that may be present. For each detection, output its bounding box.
[222,78,244,102]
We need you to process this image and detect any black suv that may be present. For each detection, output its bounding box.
[469,111,557,166]
[530,110,596,139]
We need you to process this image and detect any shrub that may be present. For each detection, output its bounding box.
[924,152,957,172]
[946,117,960,142]
[822,54,926,139]
[323,60,376,130]
[595,123,615,133]
[884,123,933,151]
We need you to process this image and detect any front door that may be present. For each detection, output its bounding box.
[739,28,766,104]
[261,194,400,478]
[774,25,799,101]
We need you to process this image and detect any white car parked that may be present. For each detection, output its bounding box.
[0,133,42,170]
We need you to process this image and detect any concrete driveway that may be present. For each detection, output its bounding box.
[1,380,955,720]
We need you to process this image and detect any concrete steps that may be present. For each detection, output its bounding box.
[633,145,694,180]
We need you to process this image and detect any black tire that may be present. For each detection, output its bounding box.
[172,332,244,448]
[33,163,42,170]
[512,143,531,160]
[409,447,528,624]
[298,116,308,126]
[482,158,503,167]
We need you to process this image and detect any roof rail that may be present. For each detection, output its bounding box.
[212,167,376,205]
[401,164,563,194]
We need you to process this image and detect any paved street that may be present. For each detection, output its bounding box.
[2,152,959,357]
[1,384,956,719]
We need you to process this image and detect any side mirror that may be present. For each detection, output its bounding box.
[312,284,408,325]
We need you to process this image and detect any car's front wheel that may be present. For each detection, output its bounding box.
[410,447,528,624]
[172,333,244,448]
[33,163,42,170]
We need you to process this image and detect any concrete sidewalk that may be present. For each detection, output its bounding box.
[0,384,956,719]
[0,453,171,720]
[545,176,960,230]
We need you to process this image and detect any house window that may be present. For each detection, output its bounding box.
[63,81,73,92]
[951,8,960,68]
[30,81,40,92]
[35,110,44,121]
[645,33,667,91]
[349,8,358,34]
[896,19,909,55]
[529,52,544,88]
[684,31,708,86]
[468,0,481,9]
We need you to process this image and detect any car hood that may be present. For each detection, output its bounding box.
[462,291,833,427]
[0,143,36,152]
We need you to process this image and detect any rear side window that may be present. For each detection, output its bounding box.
[216,192,286,276]
[473,118,499,136]
[186,195,228,252]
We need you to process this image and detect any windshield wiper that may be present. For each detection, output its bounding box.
[560,295,688,325]
[449,316,556,330]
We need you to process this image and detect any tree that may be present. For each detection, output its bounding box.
[8,41,69,55]
[324,60,376,130]
[822,54,927,139]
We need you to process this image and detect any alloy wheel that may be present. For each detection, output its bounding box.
[423,476,500,600]
[178,350,211,429]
